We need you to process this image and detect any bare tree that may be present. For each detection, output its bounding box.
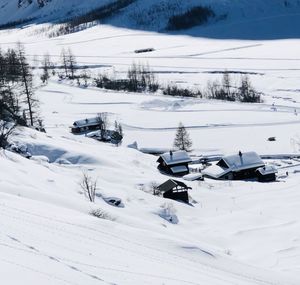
[0,120,15,148]
[222,70,231,99]
[67,48,77,79]
[173,122,192,151]
[96,112,109,140]
[80,172,97,202]
[60,48,69,78]
[17,43,39,127]
[40,53,51,84]
[80,68,90,87]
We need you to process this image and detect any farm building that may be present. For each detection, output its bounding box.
[157,150,192,176]
[256,165,277,182]
[202,151,265,180]
[157,179,191,203]
[70,117,101,133]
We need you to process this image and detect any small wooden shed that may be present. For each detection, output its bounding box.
[157,179,191,203]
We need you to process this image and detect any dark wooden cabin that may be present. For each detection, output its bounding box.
[202,151,265,180]
[70,117,101,133]
[157,179,191,203]
[157,150,192,176]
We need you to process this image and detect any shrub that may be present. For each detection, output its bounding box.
[90,208,116,221]
[163,84,202,98]
[94,63,159,93]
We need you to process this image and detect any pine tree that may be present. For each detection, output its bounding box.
[173,122,192,151]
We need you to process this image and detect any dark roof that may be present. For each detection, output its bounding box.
[158,150,192,166]
[157,179,191,192]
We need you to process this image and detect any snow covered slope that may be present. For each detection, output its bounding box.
[1,1,300,284]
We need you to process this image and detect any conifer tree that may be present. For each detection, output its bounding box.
[173,122,192,151]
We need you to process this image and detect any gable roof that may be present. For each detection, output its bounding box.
[203,151,265,179]
[73,117,101,128]
[221,151,264,171]
[157,179,190,192]
[202,164,231,179]
[158,150,192,166]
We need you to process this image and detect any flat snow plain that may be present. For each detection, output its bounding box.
[0,24,300,284]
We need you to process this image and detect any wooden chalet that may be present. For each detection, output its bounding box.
[202,151,265,180]
[157,150,192,176]
[157,179,191,203]
[70,117,101,133]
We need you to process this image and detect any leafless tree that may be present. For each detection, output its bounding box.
[67,48,77,79]
[40,53,51,84]
[80,172,97,202]
[0,120,16,148]
[17,43,39,127]
[60,48,69,78]
[96,112,109,140]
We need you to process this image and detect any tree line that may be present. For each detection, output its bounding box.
[0,43,41,147]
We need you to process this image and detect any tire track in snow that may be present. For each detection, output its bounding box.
[0,235,113,285]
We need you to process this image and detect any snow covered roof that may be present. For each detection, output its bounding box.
[158,150,192,166]
[72,117,100,128]
[202,164,230,179]
[183,173,204,181]
[170,165,189,174]
[202,152,265,179]
[221,151,264,171]
[256,165,278,175]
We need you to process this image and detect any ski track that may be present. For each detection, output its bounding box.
[0,202,289,285]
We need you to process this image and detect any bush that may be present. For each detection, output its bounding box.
[163,84,202,98]
[167,6,215,30]
[204,72,262,103]
[94,63,159,93]
[90,208,116,221]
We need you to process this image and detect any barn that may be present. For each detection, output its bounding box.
[157,150,192,176]
[70,117,101,133]
[157,179,191,203]
[202,151,265,180]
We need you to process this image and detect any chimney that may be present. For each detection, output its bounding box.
[170,150,173,158]
[239,150,242,157]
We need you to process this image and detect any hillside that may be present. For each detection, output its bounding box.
[1,1,300,284]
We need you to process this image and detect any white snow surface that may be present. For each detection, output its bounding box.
[0,2,300,284]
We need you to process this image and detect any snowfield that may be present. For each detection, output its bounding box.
[1,1,300,284]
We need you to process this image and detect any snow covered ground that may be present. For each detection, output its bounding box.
[1,5,300,284]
